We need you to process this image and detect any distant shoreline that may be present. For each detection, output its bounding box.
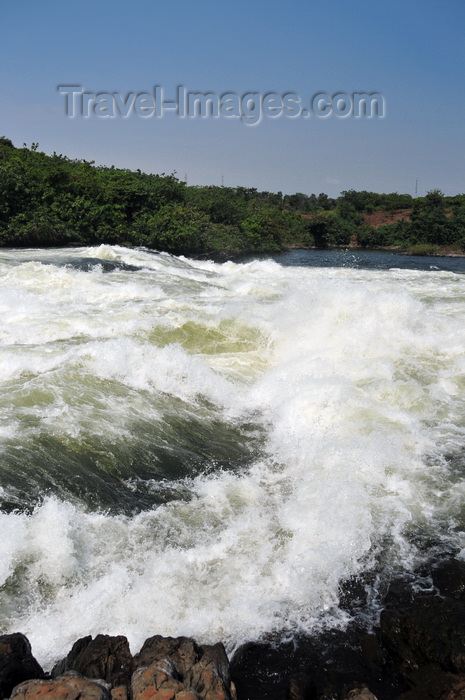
[371,245,465,258]
[291,244,465,258]
[232,244,465,261]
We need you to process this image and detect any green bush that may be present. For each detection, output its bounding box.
[1,139,464,256]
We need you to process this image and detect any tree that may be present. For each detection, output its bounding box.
[409,190,450,245]
[132,204,209,254]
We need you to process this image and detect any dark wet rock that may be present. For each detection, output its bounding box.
[341,687,378,699]
[184,643,234,700]
[131,660,189,699]
[347,689,378,699]
[392,665,465,699]
[430,558,465,600]
[133,636,235,700]
[51,635,91,678]
[110,686,128,700]
[230,640,293,699]
[0,633,44,700]
[134,636,199,677]
[380,578,465,676]
[287,671,315,699]
[376,557,465,698]
[230,624,404,700]
[441,675,465,700]
[51,635,133,688]
[10,671,110,700]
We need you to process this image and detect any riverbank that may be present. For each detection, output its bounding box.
[199,245,465,264]
[379,245,465,258]
[312,244,465,258]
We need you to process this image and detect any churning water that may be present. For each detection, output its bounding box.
[1,245,465,669]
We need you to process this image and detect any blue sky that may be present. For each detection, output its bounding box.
[1,0,464,197]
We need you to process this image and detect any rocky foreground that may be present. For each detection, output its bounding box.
[1,558,465,700]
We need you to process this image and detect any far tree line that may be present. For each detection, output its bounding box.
[1,137,464,256]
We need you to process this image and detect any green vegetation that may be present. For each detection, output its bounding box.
[1,138,465,255]
[346,188,465,252]
[0,138,311,255]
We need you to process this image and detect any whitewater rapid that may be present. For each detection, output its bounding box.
[0,245,464,669]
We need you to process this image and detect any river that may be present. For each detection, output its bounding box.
[0,245,464,669]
